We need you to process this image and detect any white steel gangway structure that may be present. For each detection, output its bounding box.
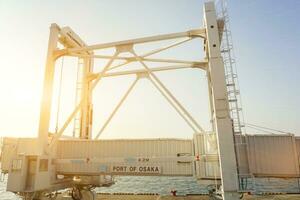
[1,2,300,200]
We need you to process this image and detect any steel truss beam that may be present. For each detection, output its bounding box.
[67,37,207,71]
[69,54,207,69]
[51,37,207,146]
[107,37,195,71]
[55,29,206,56]
[100,65,202,78]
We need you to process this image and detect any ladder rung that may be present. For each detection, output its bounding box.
[228,90,240,94]
[230,107,242,111]
[228,99,237,102]
[221,49,230,53]
[226,83,235,86]
[225,73,237,78]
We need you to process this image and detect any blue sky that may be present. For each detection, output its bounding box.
[0,0,299,138]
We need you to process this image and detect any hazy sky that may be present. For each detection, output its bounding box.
[0,0,299,139]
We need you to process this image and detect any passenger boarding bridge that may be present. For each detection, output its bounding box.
[1,2,298,200]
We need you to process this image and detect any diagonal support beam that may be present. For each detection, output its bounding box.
[49,51,119,148]
[130,50,205,133]
[148,77,199,133]
[49,101,83,149]
[91,51,119,90]
[94,77,139,139]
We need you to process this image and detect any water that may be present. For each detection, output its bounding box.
[96,176,208,195]
[0,176,206,199]
[1,176,300,199]
[0,176,207,199]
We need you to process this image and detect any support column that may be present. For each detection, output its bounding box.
[38,23,60,154]
[80,57,93,139]
[204,2,239,199]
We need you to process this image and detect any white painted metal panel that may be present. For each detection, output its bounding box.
[55,139,194,176]
[234,135,250,177]
[193,133,220,179]
[1,138,17,172]
[246,135,299,177]
[294,137,300,161]
[1,138,39,172]
[2,135,300,179]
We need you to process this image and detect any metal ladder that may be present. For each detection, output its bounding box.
[216,0,253,190]
[216,0,245,135]
[72,58,84,137]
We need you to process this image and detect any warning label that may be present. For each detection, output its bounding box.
[111,166,161,174]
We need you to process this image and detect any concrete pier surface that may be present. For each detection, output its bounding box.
[56,193,300,200]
